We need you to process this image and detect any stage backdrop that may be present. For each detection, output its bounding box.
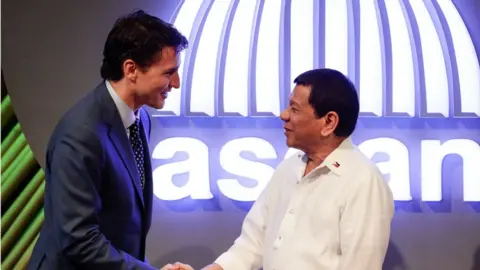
[2,0,480,269]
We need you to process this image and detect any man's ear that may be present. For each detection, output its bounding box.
[321,111,339,136]
[123,59,138,82]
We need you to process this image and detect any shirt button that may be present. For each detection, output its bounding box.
[289,209,295,214]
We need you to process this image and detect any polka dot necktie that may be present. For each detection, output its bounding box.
[129,118,145,189]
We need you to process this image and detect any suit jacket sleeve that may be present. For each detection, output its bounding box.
[46,126,156,270]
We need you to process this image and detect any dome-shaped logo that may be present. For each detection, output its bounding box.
[156,0,479,118]
[150,0,480,203]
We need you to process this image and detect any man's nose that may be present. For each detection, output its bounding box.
[170,72,180,89]
[280,109,289,121]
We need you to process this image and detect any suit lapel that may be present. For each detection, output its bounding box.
[108,124,145,208]
[96,82,145,209]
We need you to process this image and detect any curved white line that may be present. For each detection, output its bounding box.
[290,0,314,92]
[223,0,257,116]
[437,0,480,116]
[189,0,232,116]
[385,0,415,116]
[324,0,349,76]
[359,0,383,116]
[255,0,282,115]
[409,0,449,116]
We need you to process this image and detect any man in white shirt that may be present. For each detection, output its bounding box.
[168,68,394,270]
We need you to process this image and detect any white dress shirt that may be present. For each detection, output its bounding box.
[215,137,394,270]
[105,80,138,137]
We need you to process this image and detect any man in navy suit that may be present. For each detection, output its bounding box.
[27,10,188,270]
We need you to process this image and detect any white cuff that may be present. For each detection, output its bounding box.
[214,251,244,270]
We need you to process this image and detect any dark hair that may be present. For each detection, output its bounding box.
[100,10,189,81]
[293,68,359,137]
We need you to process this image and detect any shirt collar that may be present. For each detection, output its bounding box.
[322,137,354,175]
[298,136,355,176]
[105,80,138,129]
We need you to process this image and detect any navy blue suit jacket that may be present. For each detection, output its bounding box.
[27,82,156,270]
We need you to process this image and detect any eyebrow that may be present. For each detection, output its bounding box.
[289,100,300,107]
[164,66,179,74]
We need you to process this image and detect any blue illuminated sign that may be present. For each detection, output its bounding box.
[149,0,480,203]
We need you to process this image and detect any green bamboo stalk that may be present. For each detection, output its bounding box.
[1,181,45,257]
[2,169,44,234]
[13,233,39,270]
[1,95,11,111]
[1,147,37,205]
[1,95,14,130]
[1,143,30,183]
[1,123,21,157]
[1,132,27,177]
[2,143,29,181]
[2,209,44,270]
[1,95,12,115]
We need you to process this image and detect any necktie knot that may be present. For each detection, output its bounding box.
[129,118,141,132]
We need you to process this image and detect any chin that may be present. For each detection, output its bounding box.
[148,101,165,110]
[285,139,294,148]
[285,138,300,149]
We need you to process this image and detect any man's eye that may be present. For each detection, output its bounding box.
[165,70,176,76]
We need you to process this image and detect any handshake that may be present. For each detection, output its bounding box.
[160,262,194,270]
[159,262,220,270]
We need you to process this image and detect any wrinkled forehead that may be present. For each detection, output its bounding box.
[289,84,312,105]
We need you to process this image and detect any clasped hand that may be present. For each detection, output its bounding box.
[160,262,194,270]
